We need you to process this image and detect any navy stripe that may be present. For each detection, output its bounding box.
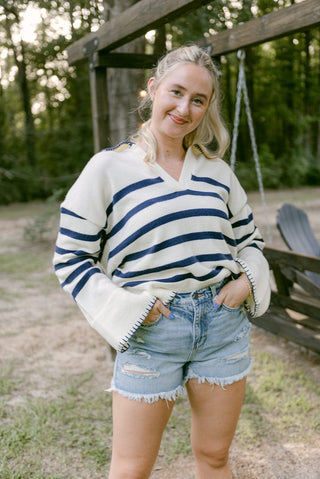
[248,242,264,251]
[108,208,229,259]
[55,246,91,256]
[191,175,230,194]
[72,267,101,299]
[60,227,103,242]
[232,213,253,228]
[114,254,233,279]
[104,141,133,151]
[119,231,235,265]
[236,228,258,246]
[108,189,223,240]
[122,267,224,288]
[61,261,93,287]
[61,207,85,220]
[54,256,94,271]
[106,177,164,217]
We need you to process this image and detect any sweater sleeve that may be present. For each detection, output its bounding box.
[228,170,271,318]
[52,153,156,352]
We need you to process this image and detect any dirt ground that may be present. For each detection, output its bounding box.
[1,187,320,478]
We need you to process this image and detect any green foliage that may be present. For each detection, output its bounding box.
[0,0,97,204]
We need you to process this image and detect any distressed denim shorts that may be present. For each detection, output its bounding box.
[108,280,252,403]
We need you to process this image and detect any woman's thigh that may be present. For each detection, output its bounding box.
[109,392,174,478]
[186,377,247,457]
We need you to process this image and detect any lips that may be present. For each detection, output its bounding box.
[168,113,188,125]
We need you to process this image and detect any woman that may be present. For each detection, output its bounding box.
[53,45,270,478]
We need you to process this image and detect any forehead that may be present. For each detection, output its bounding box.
[160,63,213,94]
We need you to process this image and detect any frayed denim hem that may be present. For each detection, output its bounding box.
[184,359,253,389]
[106,381,186,404]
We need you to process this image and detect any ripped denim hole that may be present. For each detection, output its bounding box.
[226,348,249,361]
[135,336,145,344]
[122,363,160,378]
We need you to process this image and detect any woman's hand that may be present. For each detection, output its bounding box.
[213,274,252,310]
[143,299,174,324]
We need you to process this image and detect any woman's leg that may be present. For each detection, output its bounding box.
[108,392,175,479]
[186,377,247,479]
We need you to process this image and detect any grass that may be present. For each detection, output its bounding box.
[238,350,320,445]
[0,371,113,479]
[0,247,57,294]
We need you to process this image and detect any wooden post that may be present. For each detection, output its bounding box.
[89,63,110,152]
[83,38,110,152]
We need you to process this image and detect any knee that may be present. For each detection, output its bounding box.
[109,458,152,479]
[193,442,229,469]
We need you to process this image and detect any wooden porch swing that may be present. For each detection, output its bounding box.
[66,0,320,353]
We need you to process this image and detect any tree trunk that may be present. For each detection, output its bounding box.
[103,0,146,145]
[4,13,36,167]
[304,30,311,161]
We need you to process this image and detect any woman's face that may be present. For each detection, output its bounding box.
[148,63,213,145]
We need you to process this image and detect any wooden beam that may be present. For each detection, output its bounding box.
[94,52,160,69]
[206,0,320,56]
[67,0,213,65]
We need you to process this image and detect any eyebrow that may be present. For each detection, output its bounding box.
[171,83,209,101]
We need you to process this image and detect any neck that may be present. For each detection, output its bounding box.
[157,146,186,165]
[151,129,186,164]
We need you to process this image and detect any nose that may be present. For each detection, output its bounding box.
[177,98,190,116]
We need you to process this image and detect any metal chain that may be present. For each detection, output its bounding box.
[230,50,272,244]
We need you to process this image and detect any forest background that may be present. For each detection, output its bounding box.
[1,0,320,205]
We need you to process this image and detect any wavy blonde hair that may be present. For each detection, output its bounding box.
[132,44,229,162]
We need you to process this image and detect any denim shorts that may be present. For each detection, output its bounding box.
[108,280,252,403]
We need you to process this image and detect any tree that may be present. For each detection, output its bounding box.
[1,0,37,167]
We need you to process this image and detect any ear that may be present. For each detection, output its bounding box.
[147,77,156,100]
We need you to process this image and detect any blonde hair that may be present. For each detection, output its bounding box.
[132,44,229,162]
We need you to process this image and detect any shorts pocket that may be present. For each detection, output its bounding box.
[221,303,241,312]
[140,313,163,328]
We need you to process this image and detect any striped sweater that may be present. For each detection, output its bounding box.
[53,143,270,352]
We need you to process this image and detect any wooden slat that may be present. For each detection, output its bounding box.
[264,246,320,274]
[271,292,320,321]
[206,0,320,56]
[251,311,320,354]
[254,246,320,353]
[67,0,213,65]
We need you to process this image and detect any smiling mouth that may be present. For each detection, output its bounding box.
[168,113,188,125]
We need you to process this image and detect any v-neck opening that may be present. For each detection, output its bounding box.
[153,147,194,188]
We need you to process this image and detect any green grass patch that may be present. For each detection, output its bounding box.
[0,249,56,293]
[0,364,21,397]
[161,396,192,460]
[237,350,320,444]
[0,250,47,278]
[0,202,49,222]
[0,372,113,479]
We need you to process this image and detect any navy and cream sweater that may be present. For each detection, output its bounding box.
[53,143,270,351]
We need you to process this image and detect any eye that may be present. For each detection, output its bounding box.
[193,97,204,106]
[171,89,181,96]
